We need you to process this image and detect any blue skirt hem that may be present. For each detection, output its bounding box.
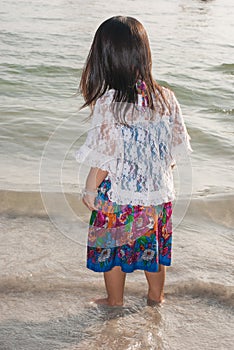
[87,261,171,273]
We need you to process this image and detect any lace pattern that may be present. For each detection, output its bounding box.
[76,88,192,206]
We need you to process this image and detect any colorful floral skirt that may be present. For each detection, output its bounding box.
[87,179,172,273]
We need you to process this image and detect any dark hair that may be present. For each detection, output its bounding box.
[79,16,169,122]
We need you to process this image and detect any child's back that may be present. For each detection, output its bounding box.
[76,16,192,306]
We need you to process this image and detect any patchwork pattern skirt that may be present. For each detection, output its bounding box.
[87,179,172,273]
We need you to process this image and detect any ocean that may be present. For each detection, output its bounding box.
[0,0,233,349]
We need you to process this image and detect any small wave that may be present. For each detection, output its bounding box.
[1,63,82,77]
[209,63,234,75]
[201,107,234,116]
[1,190,234,227]
[188,126,234,156]
[0,189,88,221]
[0,190,48,217]
[167,280,234,307]
[0,275,86,294]
[0,77,28,88]
[0,275,233,308]
[188,192,234,228]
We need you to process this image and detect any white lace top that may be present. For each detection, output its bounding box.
[76,88,192,206]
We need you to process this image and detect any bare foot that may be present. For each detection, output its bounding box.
[147,297,164,306]
[91,297,123,306]
[147,292,165,306]
[93,298,110,305]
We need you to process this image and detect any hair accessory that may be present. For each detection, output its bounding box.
[136,79,149,107]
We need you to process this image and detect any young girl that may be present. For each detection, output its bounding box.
[76,16,192,306]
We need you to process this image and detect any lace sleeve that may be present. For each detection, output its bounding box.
[170,93,192,162]
[75,96,119,172]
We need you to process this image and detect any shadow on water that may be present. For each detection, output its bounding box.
[0,300,162,350]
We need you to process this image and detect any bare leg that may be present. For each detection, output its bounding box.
[95,266,126,306]
[144,265,166,304]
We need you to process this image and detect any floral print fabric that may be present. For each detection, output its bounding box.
[87,179,172,273]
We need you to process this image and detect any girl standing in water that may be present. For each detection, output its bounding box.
[76,16,192,306]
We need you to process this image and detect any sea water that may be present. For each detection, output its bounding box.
[0,0,233,349]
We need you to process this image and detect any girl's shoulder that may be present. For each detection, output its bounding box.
[154,85,179,114]
[155,85,175,102]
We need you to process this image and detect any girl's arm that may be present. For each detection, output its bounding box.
[82,167,108,211]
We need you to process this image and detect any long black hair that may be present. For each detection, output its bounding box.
[79,16,169,122]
